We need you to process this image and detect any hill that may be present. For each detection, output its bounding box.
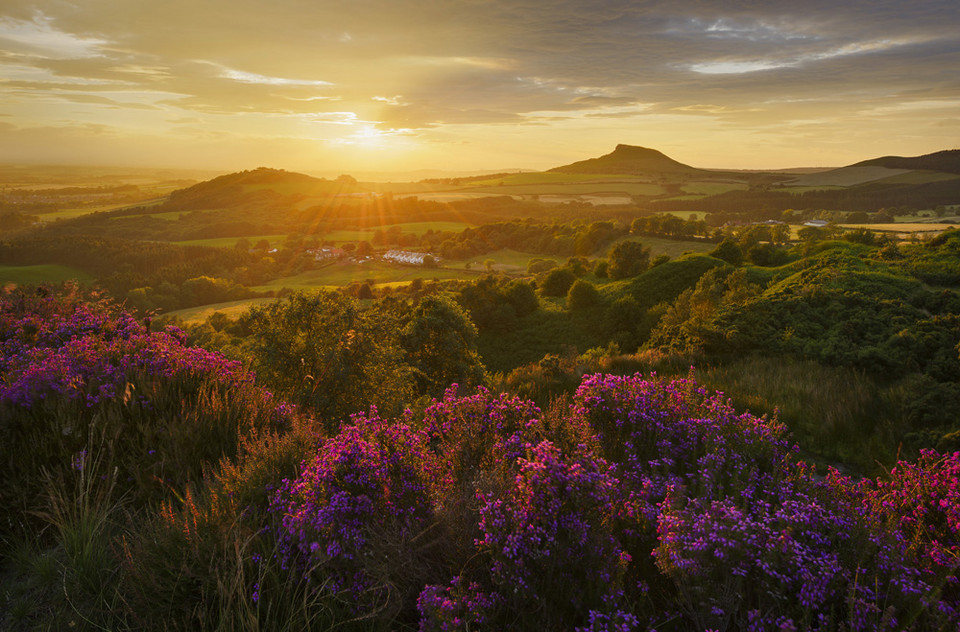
[854,149,960,175]
[548,144,703,176]
[161,167,361,211]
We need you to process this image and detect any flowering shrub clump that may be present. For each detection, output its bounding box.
[419,384,546,485]
[858,449,960,617]
[0,293,249,408]
[416,576,504,632]
[474,441,626,627]
[0,287,288,529]
[264,373,960,630]
[269,411,440,616]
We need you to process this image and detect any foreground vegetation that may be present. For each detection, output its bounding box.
[1,287,957,630]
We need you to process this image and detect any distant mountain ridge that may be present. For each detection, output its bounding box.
[853,149,960,175]
[549,144,701,175]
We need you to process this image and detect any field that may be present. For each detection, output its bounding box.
[773,185,845,194]
[660,210,708,220]
[679,181,748,196]
[787,166,910,187]
[872,170,960,185]
[252,260,474,292]
[461,182,663,196]
[34,199,163,222]
[463,172,644,187]
[0,264,94,285]
[172,234,289,248]
[165,297,278,324]
[323,221,472,243]
[604,235,715,259]
[839,222,957,233]
[111,209,188,221]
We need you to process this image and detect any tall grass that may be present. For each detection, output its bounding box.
[696,355,900,472]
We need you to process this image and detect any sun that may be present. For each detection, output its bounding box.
[328,124,394,149]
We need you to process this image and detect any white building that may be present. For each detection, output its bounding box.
[383,249,437,265]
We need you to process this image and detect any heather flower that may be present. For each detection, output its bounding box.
[269,411,440,612]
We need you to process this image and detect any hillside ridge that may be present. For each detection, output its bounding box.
[548,144,702,175]
[853,149,960,175]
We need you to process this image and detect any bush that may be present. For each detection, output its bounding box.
[567,278,601,311]
[0,287,288,536]
[608,241,650,280]
[710,239,743,265]
[539,267,577,297]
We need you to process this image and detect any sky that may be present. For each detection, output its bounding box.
[0,0,958,177]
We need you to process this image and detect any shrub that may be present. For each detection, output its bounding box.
[608,241,650,280]
[0,287,287,537]
[268,412,442,623]
[567,278,601,311]
[539,267,577,297]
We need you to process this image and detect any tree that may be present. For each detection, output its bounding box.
[566,279,601,311]
[402,293,487,397]
[539,268,577,297]
[504,279,539,317]
[608,240,650,280]
[243,292,413,427]
[710,239,743,266]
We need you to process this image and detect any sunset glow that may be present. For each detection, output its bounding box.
[1,1,958,175]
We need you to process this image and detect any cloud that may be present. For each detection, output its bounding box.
[0,0,956,169]
[0,11,108,59]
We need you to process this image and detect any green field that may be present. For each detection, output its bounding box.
[464,249,548,273]
[603,235,715,259]
[872,170,960,186]
[680,181,748,196]
[168,222,473,250]
[462,182,662,196]
[774,185,845,194]
[165,298,278,324]
[36,199,166,222]
[0,264,94,285]
[465,172,644,187]
[323,221,472,243]
[252,261,474,292]
[661,210,708,220]
[172,234,290,248]
[112,209,188,221]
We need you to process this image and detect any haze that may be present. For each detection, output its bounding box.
[1,0,958,176]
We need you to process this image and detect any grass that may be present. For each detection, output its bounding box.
[464,249,549,273]
[679,182,748,196]
[872,171,960,186]
[659,211,708,220]
[787,166,910,188]
[839,223,956,233]
[252,261,471,292]
[461,182,663,196]
[0,264,94,285]
[695,355,899,473]
[463,172,644,187]
[111,210,188,221]
[322,221,472,243]
[602,235,715,260]
[35,199,167,222]
[774,185,845,193]
[172,234,289,248]
[168,223,473,249]
[165,298,278,324]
